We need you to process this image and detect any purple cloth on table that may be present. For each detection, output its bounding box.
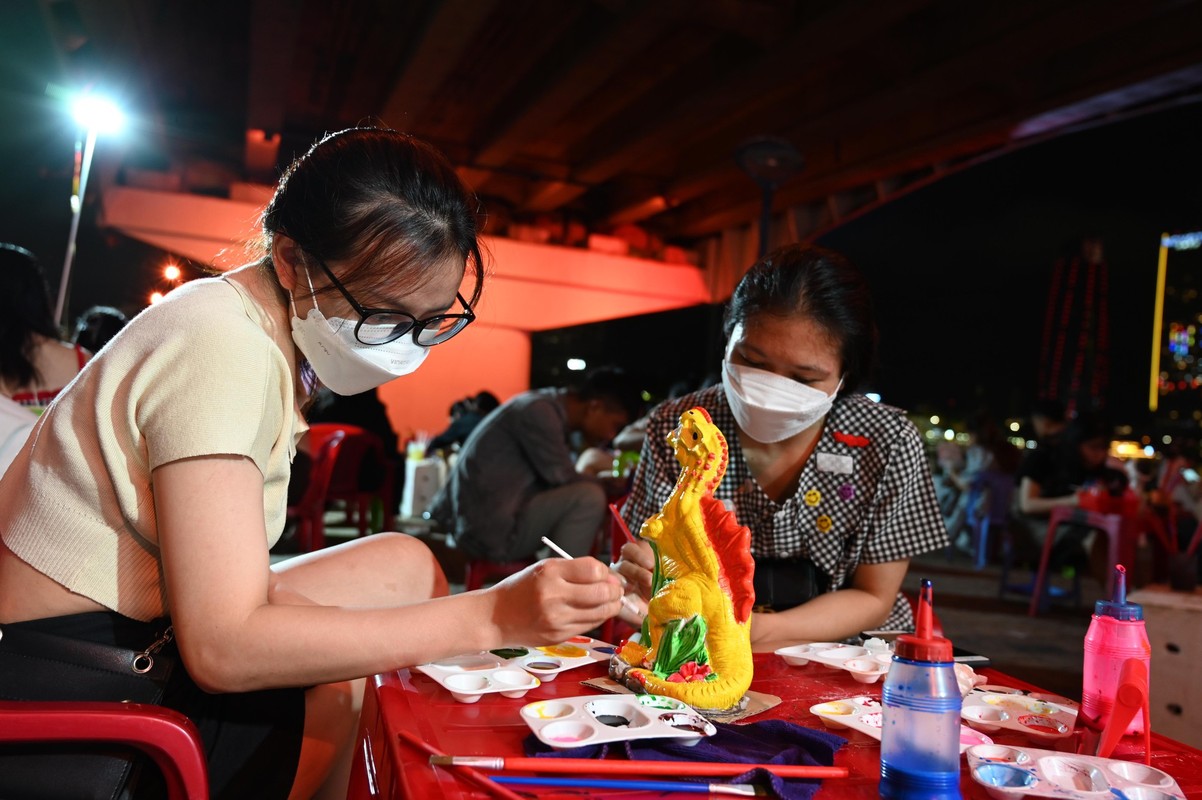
[525,719,847,800]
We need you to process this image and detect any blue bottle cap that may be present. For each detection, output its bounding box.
[1095,564,1143,621]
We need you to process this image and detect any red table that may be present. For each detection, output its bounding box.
[347,653,1202,799]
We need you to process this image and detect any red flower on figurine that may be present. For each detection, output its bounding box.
[833,431,870,447]
[667,661,713,683]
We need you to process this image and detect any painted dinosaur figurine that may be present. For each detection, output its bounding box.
[611,406,756,714]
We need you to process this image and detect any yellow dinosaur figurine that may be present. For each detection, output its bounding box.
[611,406,756,714]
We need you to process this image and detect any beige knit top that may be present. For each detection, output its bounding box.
[0,274,308,621]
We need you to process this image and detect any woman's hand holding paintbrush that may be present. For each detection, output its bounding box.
[484,555,624,644]
[540,537,645,621]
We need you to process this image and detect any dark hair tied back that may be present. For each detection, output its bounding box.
[723,243,877,394]
[262,127,484,303]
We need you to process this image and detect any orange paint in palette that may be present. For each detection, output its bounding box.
[537,644,589,659]
[415,636,614,703]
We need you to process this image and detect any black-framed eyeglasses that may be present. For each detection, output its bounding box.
[312,257,475,346]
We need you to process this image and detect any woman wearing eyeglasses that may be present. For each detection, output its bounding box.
[0,128,623,800]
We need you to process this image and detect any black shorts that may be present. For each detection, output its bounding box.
[3,612,305,800]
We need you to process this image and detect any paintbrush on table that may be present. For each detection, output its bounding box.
[429,754,850,780]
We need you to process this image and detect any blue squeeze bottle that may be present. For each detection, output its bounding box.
[879,579,962,800]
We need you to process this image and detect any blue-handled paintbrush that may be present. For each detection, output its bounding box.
[493,775,763,795]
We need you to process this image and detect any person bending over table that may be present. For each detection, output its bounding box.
[615,243,949,652]
[0,128,623,800]
[428,367,643,561]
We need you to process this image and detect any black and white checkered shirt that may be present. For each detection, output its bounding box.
[621,385,950,631]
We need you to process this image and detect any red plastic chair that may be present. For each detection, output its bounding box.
[0,700,209,799]
[309,424,395,536]
[286,429,346,551]
[1027,506,1122,616]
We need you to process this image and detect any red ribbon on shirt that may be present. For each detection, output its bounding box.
[833,431,870,447]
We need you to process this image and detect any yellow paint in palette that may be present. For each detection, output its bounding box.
[526,701,562,720]
[537,644,588,659]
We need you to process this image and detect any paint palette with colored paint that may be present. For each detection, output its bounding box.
[415,636,616,702]
[775,642,894,683]
[961,691,1077,743]
[810,695,993,753]
[521,694,717,749]
[966,744,1185,799]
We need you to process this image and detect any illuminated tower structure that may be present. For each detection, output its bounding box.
[1037,238,1110,417]
[1149,231,1202,426]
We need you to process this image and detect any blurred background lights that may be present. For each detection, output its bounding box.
[566,358,586,371]
[929,415,940,425]
[149,291,164,305]
[1009,421,1020,432]
[163,263,181,281]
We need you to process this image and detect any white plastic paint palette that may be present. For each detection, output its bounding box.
[962,691,1078,743]
[810,696,993,754]
[775,642,894,683]
[416,637,616,703]
[521,694,718,749]
[966,744,1186,800]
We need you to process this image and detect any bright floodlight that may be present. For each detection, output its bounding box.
[566,358,587,371]
[163,264,181,281]
[71,94,124,134]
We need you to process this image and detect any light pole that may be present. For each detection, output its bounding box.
[54,93,123,329]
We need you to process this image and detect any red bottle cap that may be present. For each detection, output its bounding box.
[894,579,954,662]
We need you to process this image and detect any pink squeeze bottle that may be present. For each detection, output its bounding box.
[1082,564,1151,735]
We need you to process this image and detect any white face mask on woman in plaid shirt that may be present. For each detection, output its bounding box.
[721,328,842,443]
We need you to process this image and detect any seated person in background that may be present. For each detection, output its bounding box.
[616,243,949,650]
[1030,398,1068,450]
[0,244,91,414]
[1014,410,1128,574]
[427,390,499,453]
[943,411,1022,549]
[429,368,642,560]
[72,305,128,353]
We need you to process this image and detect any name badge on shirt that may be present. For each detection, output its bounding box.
[816,452,854,474]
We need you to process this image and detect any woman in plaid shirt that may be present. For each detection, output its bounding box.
[615,244,949,650]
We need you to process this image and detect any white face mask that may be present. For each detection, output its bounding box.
[721,331,841,443]
[289,269,429,396]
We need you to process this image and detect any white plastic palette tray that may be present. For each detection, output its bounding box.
[521,694,718,749]
[966,743,1185,799]
[776,642,894,684]
[810,695,994,754]
[962,690,1078,743]
[415,636,616,703]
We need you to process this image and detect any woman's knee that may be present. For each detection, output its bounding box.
[354,532,448,598]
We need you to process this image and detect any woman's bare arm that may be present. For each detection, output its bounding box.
[156,454,622,693]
